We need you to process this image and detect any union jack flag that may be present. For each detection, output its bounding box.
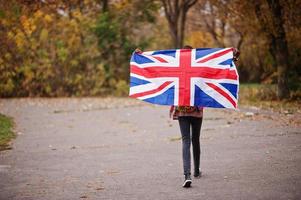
[129,48,239,108]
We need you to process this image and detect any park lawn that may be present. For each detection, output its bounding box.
[0,114,14,150]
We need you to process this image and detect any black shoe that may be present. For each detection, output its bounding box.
[194,170,202,178]
[182,174,192,188]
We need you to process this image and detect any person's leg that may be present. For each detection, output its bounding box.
[191,117,203,177]
[178,117,191,176]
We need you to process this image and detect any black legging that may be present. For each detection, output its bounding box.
[178,116,203,175]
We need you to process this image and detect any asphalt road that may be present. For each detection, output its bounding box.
[0,98,300,200]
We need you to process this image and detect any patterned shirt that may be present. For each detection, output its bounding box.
[170,106,203,119]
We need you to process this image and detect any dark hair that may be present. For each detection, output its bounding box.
[183,45,193,49]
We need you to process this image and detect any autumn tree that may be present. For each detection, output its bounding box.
[0,0,105,96]
[160,0,197,48]
[190,0,228,47]
[94,0,159,95]
[1,0,299,98]
[254,0,291,99]
[187,0,300,97]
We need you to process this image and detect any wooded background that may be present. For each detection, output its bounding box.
[0,0,300,99]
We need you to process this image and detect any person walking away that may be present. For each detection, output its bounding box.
[170,105,203,188]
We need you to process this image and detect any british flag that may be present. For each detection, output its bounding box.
[129,48,239,108]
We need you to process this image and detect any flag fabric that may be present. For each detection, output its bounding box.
[129,48,239,109]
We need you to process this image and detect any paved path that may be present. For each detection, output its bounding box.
[0,98,300,200]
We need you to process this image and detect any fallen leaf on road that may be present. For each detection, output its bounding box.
[245,112,254,117]
[169,136,181,142]
[107,170,120,175]
[202,128,216,131]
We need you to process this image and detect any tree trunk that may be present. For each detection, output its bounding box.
[254,0,290,99]
[102,0,109,12]
[179,7,186,48]
[266,0,290,99]
[161,0,197,48]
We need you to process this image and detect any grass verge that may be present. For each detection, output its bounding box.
[0,113,15,151]
[239,84,301,113]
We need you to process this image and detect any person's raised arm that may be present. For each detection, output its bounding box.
[233,48,240,62]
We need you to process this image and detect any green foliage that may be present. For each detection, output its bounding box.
[94,11,135,82]
[0,114,14,150]
[94,0,159,87]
